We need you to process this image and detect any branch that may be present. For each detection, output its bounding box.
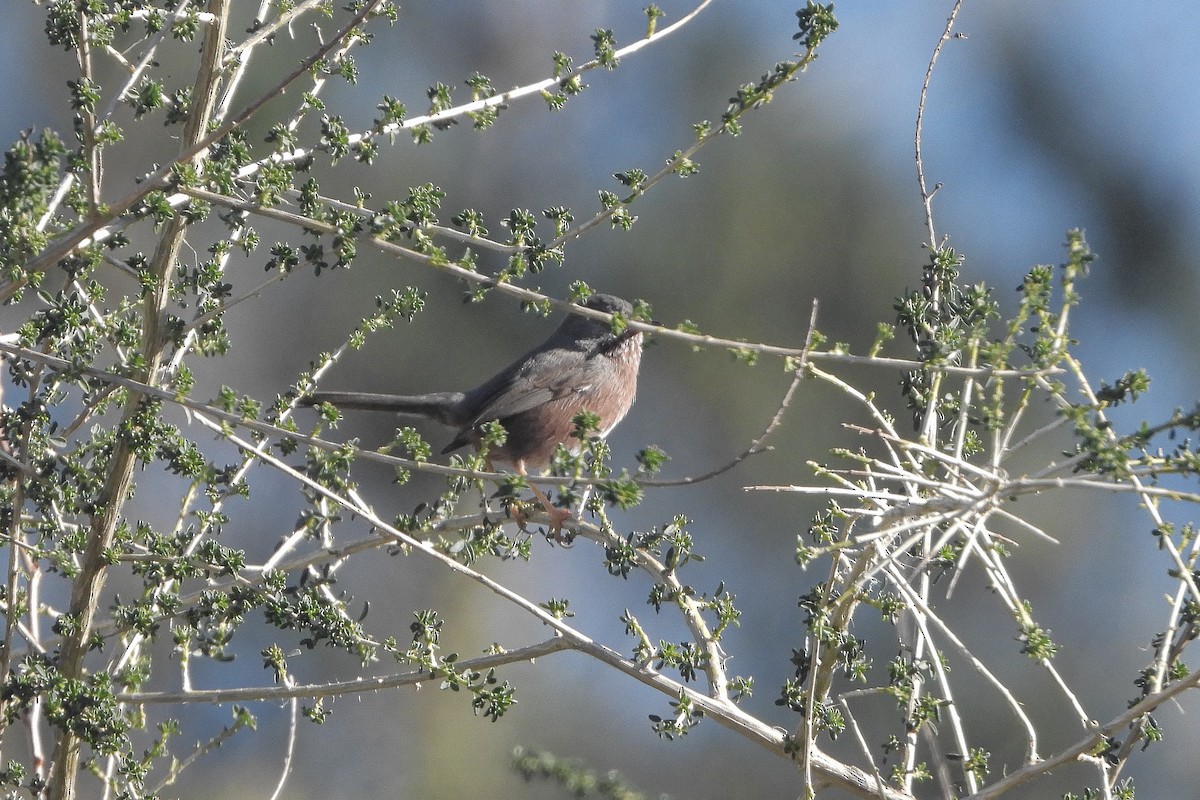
[119,638,574,704]
[45,2,237,795]
[914,0,967,247]
[158,185,1069,381]
[963,666,1200,799]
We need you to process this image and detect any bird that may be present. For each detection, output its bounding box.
[302,293,645,532]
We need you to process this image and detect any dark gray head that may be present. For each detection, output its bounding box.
[553,293,637,347]
[582,293,632,314]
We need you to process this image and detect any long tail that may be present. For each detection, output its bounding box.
[301,391,466,426]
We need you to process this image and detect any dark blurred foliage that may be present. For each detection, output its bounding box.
[999,43,1200,317]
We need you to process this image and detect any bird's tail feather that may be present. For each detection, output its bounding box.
[302,391,465,426]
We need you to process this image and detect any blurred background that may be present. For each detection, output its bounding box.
[3,1,1199,797]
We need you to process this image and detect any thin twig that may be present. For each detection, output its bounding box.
[119,638,572,704]
[267,693,299,800]
[655,299,820,487]
[914,0,967,247]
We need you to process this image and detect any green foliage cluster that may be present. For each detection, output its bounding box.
[0,3,846,798]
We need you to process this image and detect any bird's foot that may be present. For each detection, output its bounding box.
[544,506,575,544]
[507,498,575,544]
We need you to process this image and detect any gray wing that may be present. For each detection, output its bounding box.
[466,351,586,425]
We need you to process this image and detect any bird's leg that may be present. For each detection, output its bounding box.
[512,460,573,539]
